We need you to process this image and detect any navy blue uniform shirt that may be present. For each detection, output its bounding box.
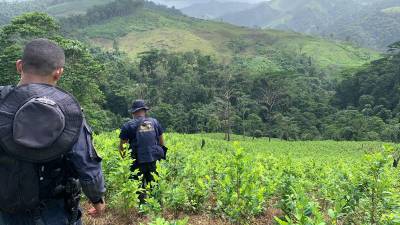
[120,116,164,163]
[66,119,106,203]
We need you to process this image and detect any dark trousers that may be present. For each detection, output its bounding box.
[130,161,158,204]
[0,199,81,225]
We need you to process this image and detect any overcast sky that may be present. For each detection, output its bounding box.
[152,0,267,8]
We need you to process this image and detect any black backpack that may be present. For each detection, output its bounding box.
[133,118,165,163]
[0,85,82,214]
[0,86,41,213]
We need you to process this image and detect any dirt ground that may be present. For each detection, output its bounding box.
[82,208,230,225]
[82,202,284,225]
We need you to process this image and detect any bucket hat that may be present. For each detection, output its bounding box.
[129,100,149,113]
[0,83,83,163]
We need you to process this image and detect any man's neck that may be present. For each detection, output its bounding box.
[18,74,56,87]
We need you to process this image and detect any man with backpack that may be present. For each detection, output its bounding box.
[119,100,166,203]
[0,39,106,225]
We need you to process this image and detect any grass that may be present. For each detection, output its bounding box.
[117,28,217,58]
[277,37,378,67]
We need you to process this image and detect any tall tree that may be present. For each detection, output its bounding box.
[0,13,113,131]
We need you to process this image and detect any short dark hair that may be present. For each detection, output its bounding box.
[22,39,65,76]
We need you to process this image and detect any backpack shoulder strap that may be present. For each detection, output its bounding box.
[0,85,14,100]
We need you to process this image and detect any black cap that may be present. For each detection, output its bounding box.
[129,100,149,113]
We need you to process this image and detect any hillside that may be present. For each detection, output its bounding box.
[0,0,121,24]
[0,0,45,24]
[220,2,281,28]
[0,0,381,72]
[325,0,400,49]
[181,0,400,49]
[181,0,254,19]
[45,0,114,16]
[60,4,379,72]
[219,0,360,31]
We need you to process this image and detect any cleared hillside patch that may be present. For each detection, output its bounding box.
[117,28,217,58]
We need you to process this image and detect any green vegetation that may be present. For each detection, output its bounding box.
[0,12,118,131]
[0,0,381,73]
[95,132,400,224]
[0,11,398,141]
[1,2,400,224]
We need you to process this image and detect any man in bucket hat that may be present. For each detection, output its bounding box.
[119,100,166,203]
[0,39,106,225]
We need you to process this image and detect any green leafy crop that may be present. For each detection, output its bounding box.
[94,132,400,224]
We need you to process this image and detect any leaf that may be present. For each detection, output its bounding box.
[275,217,289,225]
[327,209,336,218]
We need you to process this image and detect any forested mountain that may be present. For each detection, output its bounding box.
[57,0,380,74]
[181,0,400,50]
[0,0,399,142]
[324,0,400,49]
[2,0,399,50]
[0,0,44,24]
[0,0,378,73]
[220,2,280,28]
[181,1,254,19]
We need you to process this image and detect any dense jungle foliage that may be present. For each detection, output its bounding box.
[0,1,399,142]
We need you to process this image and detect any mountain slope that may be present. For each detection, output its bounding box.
[73,7,379,71]
[0,0,45,25]
[181,0,254,19]
[219,0,361,31]
[325,0,400,49]
[205,0,400,49]
[221,2,281,28]
[0,0,116,25]
[45,0,114,16]
[0,0,381,75]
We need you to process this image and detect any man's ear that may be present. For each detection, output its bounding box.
[52,68,64,82]
[16,60,23,75]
